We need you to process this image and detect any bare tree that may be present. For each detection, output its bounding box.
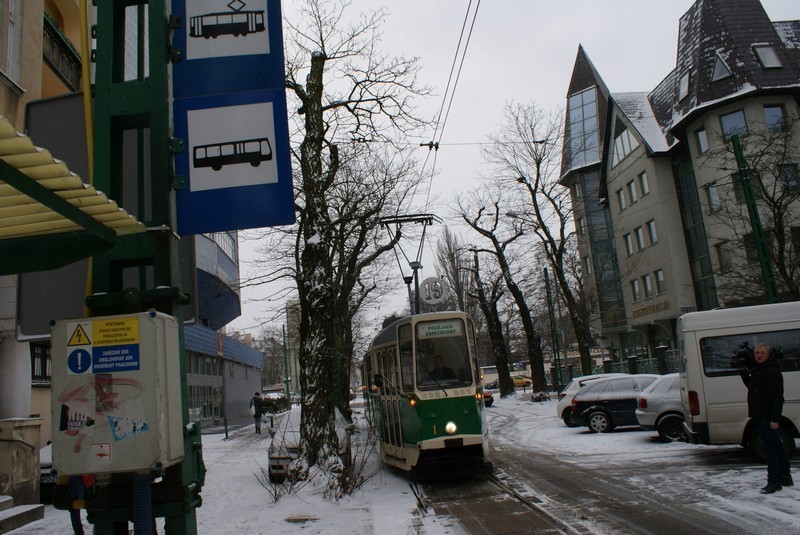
[282,0,429,494]
[467,250,515,397]
[483,102,594,374]
[459,196,548,393]
[702,115,800,305]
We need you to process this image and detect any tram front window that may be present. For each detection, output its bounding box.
[415,319,473,390]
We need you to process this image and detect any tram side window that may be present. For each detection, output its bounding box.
[378,350,388,390]
[398,324,414,391]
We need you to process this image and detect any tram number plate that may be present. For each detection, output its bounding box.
[445,438,463,448]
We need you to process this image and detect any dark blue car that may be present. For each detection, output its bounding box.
[571,375,660,433]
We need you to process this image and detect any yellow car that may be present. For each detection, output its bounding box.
[512,375,533,387]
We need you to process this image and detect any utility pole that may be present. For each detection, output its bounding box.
[731,135,780,303]
[544,268,563,392]
[89,2,202,532]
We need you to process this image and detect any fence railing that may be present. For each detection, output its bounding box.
[43,12,82,92]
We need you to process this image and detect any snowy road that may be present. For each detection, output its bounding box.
[439,393,800,534]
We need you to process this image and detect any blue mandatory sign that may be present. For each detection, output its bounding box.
[67,348,92,375]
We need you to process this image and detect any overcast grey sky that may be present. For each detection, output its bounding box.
[230,0,800,334]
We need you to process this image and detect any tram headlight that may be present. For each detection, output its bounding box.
[445,421,457,435]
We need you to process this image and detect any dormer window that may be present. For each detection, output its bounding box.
[611,119,640,168]
[753,45,781,68]
[678,72,690,101]
[711,54,732,82]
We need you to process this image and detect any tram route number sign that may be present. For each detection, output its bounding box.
[172,0,294,235]
[420,277,447,306]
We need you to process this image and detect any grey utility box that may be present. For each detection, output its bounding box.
[50,311,184,475]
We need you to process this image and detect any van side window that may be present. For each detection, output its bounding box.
[698,329,800,377]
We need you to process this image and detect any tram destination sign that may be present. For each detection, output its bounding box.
[172,0,294,235]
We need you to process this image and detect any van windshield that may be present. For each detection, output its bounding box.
[699,328,800,377]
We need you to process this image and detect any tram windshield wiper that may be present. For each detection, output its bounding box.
[416,358,448,397]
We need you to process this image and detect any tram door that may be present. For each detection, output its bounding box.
[381,348,404,459]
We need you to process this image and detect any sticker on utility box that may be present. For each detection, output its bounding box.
[65,317,141,374]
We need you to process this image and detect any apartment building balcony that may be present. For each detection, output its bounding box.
[42,12,81,93]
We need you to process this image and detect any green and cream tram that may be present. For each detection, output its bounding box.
[361,311,491,476]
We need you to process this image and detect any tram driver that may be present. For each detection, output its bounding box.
[428,354,457,381]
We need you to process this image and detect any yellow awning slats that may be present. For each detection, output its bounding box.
[0,114,145,240]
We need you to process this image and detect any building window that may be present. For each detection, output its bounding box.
[642,274,653,299]
[30,342,52,383]
[634,227,645,251]
[764,105,785,132]
[654,269,665,294]
[753,45,781,68]
[711,53,732,82]
[577,216,586,236]
[611,124,640,168]
[630,279,641,303]
[624,234,634,257]
[696,127,709,154]
[678,72,690,101]
[573,183,583,200]
[731,171,762,203]
[627,180,638,204]
[791,227,800,254]
[638,171,650,196]
[720,110,748,140]
[4,0,23,83]
[715,241,733,272]
[744,231,773,264]
[583,255,591,276]
[203,231,239,263]
[616,188,627,212]
[778,164,798,189]
[567,87,599,168]
[706,183,721,212]
[646,220,658,245]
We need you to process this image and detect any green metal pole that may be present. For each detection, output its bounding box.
[91,1,202,533]
[731,135,780,303]
[544,268,562,392]
[282,325,290,398]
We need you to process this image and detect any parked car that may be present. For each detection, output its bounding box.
[512,375,533,388]
[484,379,499,389]
[483,390,494,407]
[40,443,56,503]
[556,373,630,427]
[635,373,686,442]
[571,374,661,433]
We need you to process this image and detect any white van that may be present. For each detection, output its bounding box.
[679,301,800,457]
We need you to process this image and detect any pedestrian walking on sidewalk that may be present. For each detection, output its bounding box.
[250,392,264,433]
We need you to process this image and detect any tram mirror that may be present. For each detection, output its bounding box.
[374,374,384,388]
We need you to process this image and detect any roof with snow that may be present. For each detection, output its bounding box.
[651,0,800,135]
[611,92,672,154]
[563,0,800,178]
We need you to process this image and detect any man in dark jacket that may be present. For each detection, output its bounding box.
[250,392,264,433]
[740,343,793,494]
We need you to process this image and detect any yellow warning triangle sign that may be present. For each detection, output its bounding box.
[68,324,91,346]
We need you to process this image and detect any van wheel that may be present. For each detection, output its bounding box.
[588,411,613,433]
[747,425,796,460]
[562,408,579,428]
[657,414,686,442]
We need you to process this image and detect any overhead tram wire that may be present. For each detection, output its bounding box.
[409,1,482,211]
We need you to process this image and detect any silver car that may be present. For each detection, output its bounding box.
[635,373,686,442]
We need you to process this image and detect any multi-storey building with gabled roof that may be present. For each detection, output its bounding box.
[561,0,800,362]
